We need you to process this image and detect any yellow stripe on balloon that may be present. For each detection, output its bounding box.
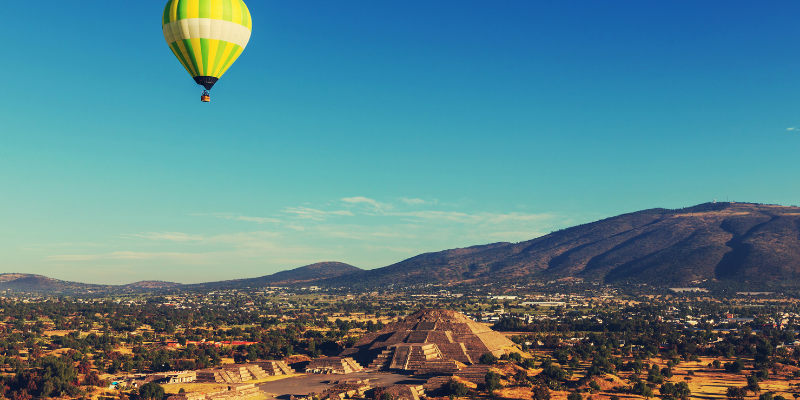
[209,0,224,20]
[209,41,228,77]
[239,0,251,30]
[206,39,220,77]
[230,0,242,26]
[169,0,180,24]
[186,0,200,19]
[214,42,235,76]
[190,37,204,76]
[218,46,244,77]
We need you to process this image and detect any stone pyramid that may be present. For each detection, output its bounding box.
[340,309,513,373]
[305,357,364,374]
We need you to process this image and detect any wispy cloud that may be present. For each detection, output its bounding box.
[342,196,393,212]
[226,216,281,223]
[121,232,204,242]
[46,251,211,263]
[192,213,281,224]
[788,127,799,131]
[400,197,434,205]
[38,196,574,283]
[282,207,354,220]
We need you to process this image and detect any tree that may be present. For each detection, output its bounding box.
[444,379,469,397]
[747,375,761,394]
[515,370,529,386]
[531,385,551,400]
[138,383,165,400]
[660,382,690,400]
[84,371,106,387]
[523,358,537,369]
[725,359,745,374]
[485,371,502,395]
[726,387,746,400]
[567,392,582,400]
[480,353,498,365]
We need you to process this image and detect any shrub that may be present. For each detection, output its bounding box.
[444,379,469,397]
[138,383,165,400]
[531,385,551,400]
[485,371,503,394]
[480,353,498,365]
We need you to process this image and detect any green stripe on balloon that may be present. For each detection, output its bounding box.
[199,0,210,19]
[200,39,210,77]
[211,41,228,77]
[182,39,200,77]
[170,42,192,76]
[223,0,232,21]
[177,0,188,20]
[220,44,241,76]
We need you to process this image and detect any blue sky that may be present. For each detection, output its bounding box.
[3,1,800,284]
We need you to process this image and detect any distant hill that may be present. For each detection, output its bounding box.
[0,262,360,293]
[124,281,182,289]
[9,202,800,292]
[188,261,362,289]
[322,202,800,287]
[0,274,108,293]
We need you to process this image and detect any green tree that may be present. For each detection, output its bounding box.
[444,379,469,397]
[531,385,551,400]
[567,392,583,400]
[485,371,503,395]
[726,387,746,400]
[480,353,498,365]
[138,382,165,400]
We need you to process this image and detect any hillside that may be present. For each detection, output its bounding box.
[9,202,800,292]
[0,262,361,294]
[0,274,109,293]
[188,261,361,289]
[323,202,800,287]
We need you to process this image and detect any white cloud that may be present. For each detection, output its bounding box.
[122,232,204,242]
[282,207,354,220]
[37,196,573,283]
[342,196,392,212]
[46,251,211,263]
[788,127,799,131]
[192,213,282,224]
[400,197,431,205]
[224,215,281,223]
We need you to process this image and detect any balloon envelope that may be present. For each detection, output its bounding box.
[162,0,252,90]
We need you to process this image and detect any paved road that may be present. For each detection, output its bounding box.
[258,371,426,399]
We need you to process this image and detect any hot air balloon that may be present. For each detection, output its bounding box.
[162,0,252,102]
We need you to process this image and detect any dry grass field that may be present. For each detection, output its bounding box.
[491,352,800,400]
[162,383,229,394]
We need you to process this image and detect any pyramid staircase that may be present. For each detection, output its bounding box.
[196,365,268,383]
[258,361,295,376]
[305,357,364,374]
[245,365,269,380]
[368,348,395,370]
[453,365,491,384]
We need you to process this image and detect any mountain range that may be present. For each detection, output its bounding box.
[6,202,800,293]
